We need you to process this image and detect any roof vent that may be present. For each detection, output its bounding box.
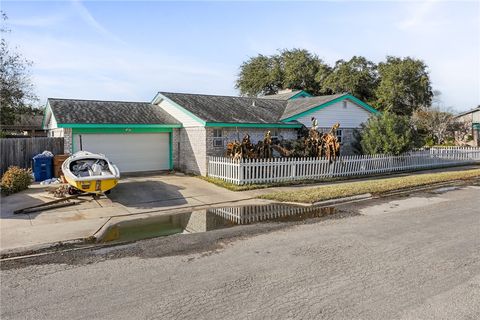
[252,100,256,107]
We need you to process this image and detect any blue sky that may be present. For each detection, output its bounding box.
[3,0,479,111]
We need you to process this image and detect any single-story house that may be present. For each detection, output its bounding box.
[455,105,480,146]
[1,114,47,137]
[43,90,379,175]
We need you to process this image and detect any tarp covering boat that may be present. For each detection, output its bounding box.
[62,151,120,193]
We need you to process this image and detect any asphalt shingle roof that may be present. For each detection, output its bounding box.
[282,93,347,120]
[259,90,303,100]
[158,92,290,124]
[48,98,180,125]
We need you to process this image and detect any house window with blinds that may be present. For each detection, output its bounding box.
[213,129,223,148]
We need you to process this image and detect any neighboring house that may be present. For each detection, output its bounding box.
[455,106,480,146]
[43,90,378,175]
[1,114,47,137]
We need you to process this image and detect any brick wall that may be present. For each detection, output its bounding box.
[64,128,72,154]
[174,127,207,175]
[206,127,298,157]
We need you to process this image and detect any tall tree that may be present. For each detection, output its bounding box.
[236,49,330,96]
[374,56,432,116]
[279,48,330,95]
[0,11,37,125]
[235,54,282,96]
[322,56,378,102]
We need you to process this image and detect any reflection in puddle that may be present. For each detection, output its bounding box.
[99,204,336,244]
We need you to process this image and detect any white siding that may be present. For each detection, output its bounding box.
[296,99,373,128]
[473,110,480,123]
[48,128,64,138]
[45,105,58,129]
[157,99,204,127]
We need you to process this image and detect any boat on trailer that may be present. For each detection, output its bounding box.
[62,151,120,194]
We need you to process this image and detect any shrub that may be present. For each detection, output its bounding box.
[1,166,33,195]
[360,112,415,155]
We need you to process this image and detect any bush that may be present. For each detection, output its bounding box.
[360,112,415,155]
[1,166,33,195]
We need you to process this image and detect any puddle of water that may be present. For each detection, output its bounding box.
[98,204,336,244]
[429,186,460,194]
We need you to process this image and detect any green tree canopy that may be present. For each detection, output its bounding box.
[359,112,415,155]
[279,49,330,95]
[322,56,378,102]
[236,50,435,116]
[235,49,330,96]
[374,56,432,116]
[0,11,37,125]
[235,54,282,96]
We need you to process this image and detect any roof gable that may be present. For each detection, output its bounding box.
[260,90,312,101]
[281,94,379,122]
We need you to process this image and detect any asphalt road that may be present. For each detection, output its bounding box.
[1,185,479,320]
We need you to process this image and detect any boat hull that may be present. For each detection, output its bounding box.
[62,151,120,194]
[64,175,118,193]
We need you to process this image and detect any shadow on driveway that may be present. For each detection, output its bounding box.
[107,179,188,209]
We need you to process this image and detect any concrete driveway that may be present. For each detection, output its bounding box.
[0,173,253,254]
[108,173,251,213]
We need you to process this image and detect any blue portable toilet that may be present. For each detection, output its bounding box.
[32,153,53,182]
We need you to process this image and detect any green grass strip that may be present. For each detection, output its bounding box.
[258,169,480,203]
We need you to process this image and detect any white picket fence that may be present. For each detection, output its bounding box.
[207,147,480,185]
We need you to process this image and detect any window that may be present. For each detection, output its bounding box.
[336,129,343,143]
[271,129,279,139]
[213,129,223,148]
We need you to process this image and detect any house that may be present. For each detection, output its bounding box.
[455,105,480,146]
[43,90,379,175]
[1,114,47,137]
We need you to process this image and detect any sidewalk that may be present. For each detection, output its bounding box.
[1,164,478,256]
[0,175,258,256]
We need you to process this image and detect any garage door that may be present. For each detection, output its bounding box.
[73,133,170,172]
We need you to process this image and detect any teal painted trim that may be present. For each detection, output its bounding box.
[289,91,313,100]
[151,93,206,125]
[72,127,173,134]
[59,123,181,129]
[281,94,379,122]
[205,122,302,128]
[169,132,173,170]
[346,95,380,114]
[473,123,480,129]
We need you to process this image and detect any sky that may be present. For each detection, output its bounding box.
[3,0,479,112]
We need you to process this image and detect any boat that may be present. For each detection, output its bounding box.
[62,151,120,194]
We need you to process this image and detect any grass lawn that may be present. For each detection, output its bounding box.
[258,169,480,203]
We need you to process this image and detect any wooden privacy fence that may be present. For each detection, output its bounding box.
[207,147,480,185]
[0,138,64,174]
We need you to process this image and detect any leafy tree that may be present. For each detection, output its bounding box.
[374,56,432,116]
[360,112,415,155]
[235,54,282,96]
[0,11,37,125]
[322,56,378,102]
[279,49,330,95]
[236,49,330,96]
